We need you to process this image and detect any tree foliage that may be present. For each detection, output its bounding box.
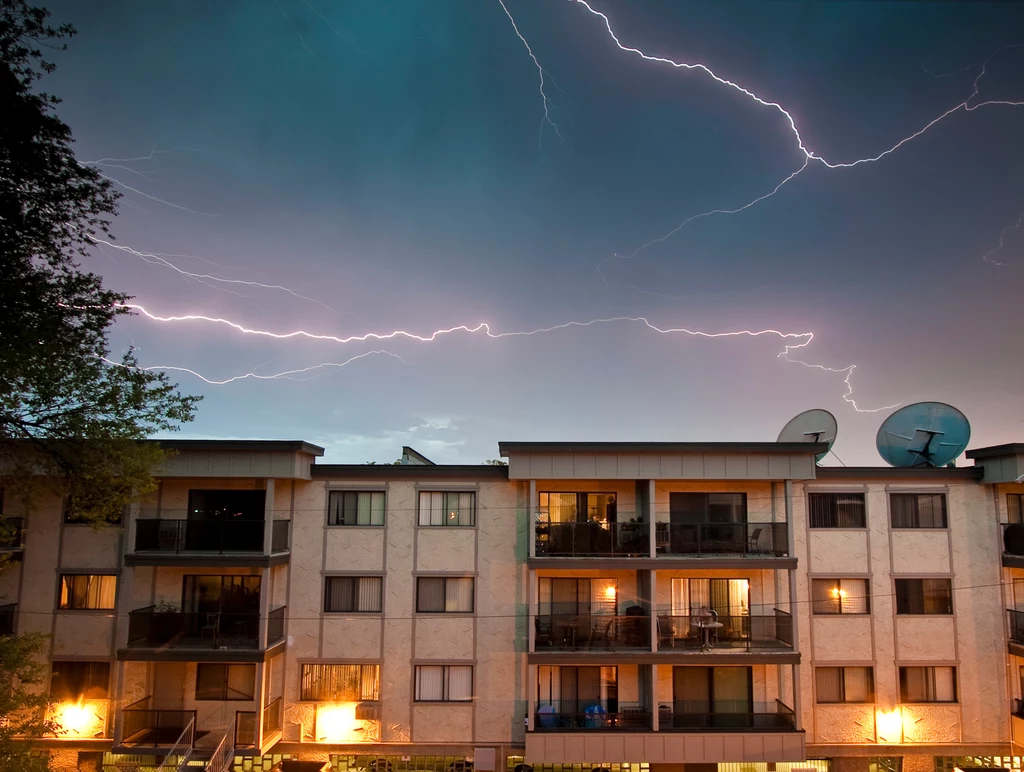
[0,633,52,771]
[0,0,199,522]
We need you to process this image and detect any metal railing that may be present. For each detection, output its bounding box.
[134,519,266,554]
[234,710,258,749]
[126,607,260,649]
[655,522,789,557]
[535,521,651,558]
[0,602,16,635]
[659,700,796,731]
[271,520,290,552]
[1009,609,1024,643]
[262,697,282,737]
[0,518,24,550]
[267,606,286,644]
[121,697,197,747]
[155,716,195,771]
[535,612,651,650]
[204,731,233,772]
[534,701,652,731]
[655,610,794,651]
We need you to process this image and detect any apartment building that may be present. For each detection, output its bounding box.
[1,437,1023,772]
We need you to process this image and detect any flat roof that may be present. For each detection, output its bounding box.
[498,441,829,455]
[815,466,983,481]
[156,439,325,456]
[311,464,509,480]
[966,444,1024,460]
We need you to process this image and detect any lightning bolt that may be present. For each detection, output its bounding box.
[117,302,896,412]
[981,209,1024,265]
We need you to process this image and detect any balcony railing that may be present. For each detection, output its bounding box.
[535,521,650,558]
[1009,609,1024,644]
[655,522,789,557]
[1004,523,1024,556]
[535,611,651,650]
[0,518,25,550]
[0,603,16,636]
[656,609,794,651]
[268,606,286,644]
[659,700,796,731]
[134,518,268,554]
[263,697,282,737]
[235,710,258,749]
[121,696,197,747]
[271,520,290,552]
[126,607,260,649]
[534,701,652,731]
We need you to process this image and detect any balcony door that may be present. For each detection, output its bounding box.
[183,575,261,637]
[672,666,752,727]
[671,578,749,639]
[537,665,618,716]
[669,493,746,552]
[186,490,266,551]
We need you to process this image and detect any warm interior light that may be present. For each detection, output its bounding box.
[54,699,102,738]
[830,587,847,599]
[876,708,903,742]
[317,702,372,743]
[604,586,617,600]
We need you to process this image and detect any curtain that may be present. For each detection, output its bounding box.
[60,575,116,610]
[359,577,383,611]
[415,666,472,701]
[226,664,256,700]
[843,667,873,702]
[445,578,473,612]
[328,491,385,526]
[891,494,947,528]
[933,667,956,701]
[671,578,688,616]
[419,492,475,526]
[301,664,379,701]
[537,666,559,704]
[416,666,445,701]
[815,668,844,703]
[673,666,711,712]
[809,493,866,528]
[446,666,473,701]
[713,667,750,713]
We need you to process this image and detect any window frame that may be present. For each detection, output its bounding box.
[415,576,475,614]
[898,665,957,703]
[889,492,948,529]
[811,578,871,615]
[808,491,867,529]
[327,490,386,527]
[1009,494,1024,525]
[58,573,117,611]
[417,491,476,527]
[298,663,381,702]
[894,578,953,615]
[194,663,256,701]
[49,660,111,700]
[413,664,474,703]
[814,666,876,704]
[323,575,384,613]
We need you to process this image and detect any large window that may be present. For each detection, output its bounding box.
[536,665,618,713]
[414,665,473,702]
[188,489,266,520]
[890,493,947,528]
[50,661,110,700]
[416,577,474,613]
[418,492,475,527]
[324,576,383,613]
[328,491,385,526]
[300,664,380,702]
[539,577,617,616]
[195,663,256,700]
[809,493,866,528]
[538,493,617,524]
[811,579,870,614]
[816,667,874,703]
[59,575,116,610]
[895,578,953,615]
[1009,494,1024,524]
[899,666,956,703]
[669,493,746,523]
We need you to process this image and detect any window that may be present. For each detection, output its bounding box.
[328,491,385,526]
[669,492,746,523]
[195,663,256,700]
[899,666,956,702]
[188,489,266,520]
[59,575,116,610]
[809,493,866,528]
[538,492,617,524]
[419,491,475,527]
[50,661,110,700]
[300,664,380,701]
[1009,494,1024,524]
[890,493,947,528]
[324,576,383,612]
[811,579,870,614]
[815,667,874,703]
[895,578,953,614]
[414,665,473,702]
[416,577,474,613]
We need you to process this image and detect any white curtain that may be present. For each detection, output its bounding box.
[419,492,476,526]
[359,577,383,611]
[671,578,688,615]
[445,578,474,612]
[416,665,471,701]
[446,666,473,701]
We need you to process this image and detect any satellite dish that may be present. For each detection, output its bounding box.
[875,401,970,468]
[777,409,838,463]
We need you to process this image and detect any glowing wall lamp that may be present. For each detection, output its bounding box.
[316,702,378,743]
[876,708,904,743]
[52,699,104,738]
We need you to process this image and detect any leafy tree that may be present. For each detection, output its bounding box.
[0,633,52,771]
[482,459,508,466]
[0,0,199,523]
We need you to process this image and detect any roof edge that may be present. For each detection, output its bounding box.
[966,443,1024,460]
[155,439,325,456]
[814,466,983,481]
[311,464,509,480]
[498,441,829,455]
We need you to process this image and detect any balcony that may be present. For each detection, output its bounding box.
[656,522,789,558]
[0,603,16,635]
[660,700,796,730]
[656,609,794,653]
[534,701,652,731]
[121,697,196,748]
[128,516,290,566]
[1003,524,1024,567]
[535,521,650,558]
[122,606,286,660]
[535,611,651,651]
[1009,609,1024,656]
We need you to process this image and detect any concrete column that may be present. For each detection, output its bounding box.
[528,480,536,558]
[648,479,657,557]
[527,664,536,731]
[784,479,802,729]
[528,570,537,652]
[254,658,267,750]
[651,570,659,653]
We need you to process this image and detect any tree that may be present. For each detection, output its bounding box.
[482,459,508,466]
[0,0,199,523]
[0,633,51,772]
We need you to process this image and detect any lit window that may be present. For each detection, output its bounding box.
[418,492,475,527]
[811,578,869,614]
[59,575,116,610]
[300,664,380,702]
[328,491,385,526]
[815,667,874,703]
[50,661,110,700]
[324,577,383,613]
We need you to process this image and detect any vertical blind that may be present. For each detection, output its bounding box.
[417,577,474,613]
[811,579,870,614]
[418,492,475,526]
[899,666,956,702]
[894,578,952,614]
[300,664,380,701]
[414,665,473,701]
[815,667,873,703]
[324,576,383,612]
[890,493,947,528]
[808,493,866,528]
[328,491,385,526]
[59,574,116,610]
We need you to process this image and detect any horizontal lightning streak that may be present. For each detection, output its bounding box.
[119,302,896,412]
[97,172,219,218]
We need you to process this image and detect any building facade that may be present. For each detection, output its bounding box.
[2,438,1024,772]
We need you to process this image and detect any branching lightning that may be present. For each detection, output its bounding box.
[981,210,1024,265]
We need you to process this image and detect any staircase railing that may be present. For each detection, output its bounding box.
[204,731,233,772]
[154,716,195,772]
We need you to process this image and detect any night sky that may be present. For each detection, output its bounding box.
[44,0,1024,464]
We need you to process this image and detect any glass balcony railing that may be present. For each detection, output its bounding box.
[655,522,789,557]
[126,606,287,650]
[655,609,794,651]
[134,518,272,554]
[535,521,650,558]
[534,611,651,650]
[659,700,796,731]
[534,701,652,731]
[121,696,197,747]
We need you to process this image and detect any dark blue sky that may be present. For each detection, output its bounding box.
[46,0,1024,463]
